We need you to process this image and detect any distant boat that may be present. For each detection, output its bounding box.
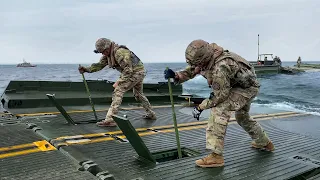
[16,59,37,67]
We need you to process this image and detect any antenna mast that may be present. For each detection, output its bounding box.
[257,34,260,61]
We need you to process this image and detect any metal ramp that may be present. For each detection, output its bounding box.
[112,115,156,163]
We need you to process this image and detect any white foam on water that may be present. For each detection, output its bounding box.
[253,101,320,116]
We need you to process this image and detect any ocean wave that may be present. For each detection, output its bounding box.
[253,101,320,116]
[252,99,272,104]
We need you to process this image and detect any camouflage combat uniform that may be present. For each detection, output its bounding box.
[273,56,282,66]
[297,56,301,68]
[83,38,156,126]
[170,40,274,167]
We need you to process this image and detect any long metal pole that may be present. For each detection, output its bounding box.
[258,34,260,61]
[79,64,98,121]
[166,67,182,158]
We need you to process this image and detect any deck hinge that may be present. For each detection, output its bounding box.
[96,171,115,180]
[79,160,115,180]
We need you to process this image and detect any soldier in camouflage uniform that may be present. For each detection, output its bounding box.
[79,38,157,127]
[273,56,282,66]
[164,39,274,168]
[297,56,301,68]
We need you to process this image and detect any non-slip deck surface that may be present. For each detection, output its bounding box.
[0,124,96,180]
[1,108,320,180]
[269,114,320,140]
[59,117,320,180]
[0,151,96,180]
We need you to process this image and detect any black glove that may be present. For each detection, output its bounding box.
[164,69,175,79]
[209,92,214,99]
[78,66,87,74]
[192,106,203,121]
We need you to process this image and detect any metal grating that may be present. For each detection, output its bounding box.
[0,151,96,180]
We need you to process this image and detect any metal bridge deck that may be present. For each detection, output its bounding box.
[0,120,96,180]
[1,107,320,180]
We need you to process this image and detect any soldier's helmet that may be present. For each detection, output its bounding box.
[185,39,211,66]
[94,38,112,53]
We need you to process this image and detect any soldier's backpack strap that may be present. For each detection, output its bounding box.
[206,50,233,71]
[118,45,142,66]
[118,45,129,50]
[215,50,253,70]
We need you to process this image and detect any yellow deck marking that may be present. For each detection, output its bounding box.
[67,137,114,145]
[0,149,43,159]
[56,137,115,146]
[0,143,35,152]
[0,113,12,115]
[117,131,158,139]
[147,111,299,130]
[55,128,149,140]
[0,140,56,159]
[52,111,301,141]
[15,105,183,117]
[229,113,307,123]
[33,140,56,151]
[107,128,148,135]
[56,133,105,140]
[116,113,307,139]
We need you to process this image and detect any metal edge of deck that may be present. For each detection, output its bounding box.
[0,80,183,110]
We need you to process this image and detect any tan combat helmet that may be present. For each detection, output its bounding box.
[94,38,112,53]
[185,39,212,66]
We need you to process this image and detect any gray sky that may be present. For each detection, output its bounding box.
[0,0,319,64]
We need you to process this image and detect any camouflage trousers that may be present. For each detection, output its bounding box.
[206,87,271,155]
[105,71,154,122]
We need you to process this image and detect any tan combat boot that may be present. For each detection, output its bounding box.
[143,111,157,120]
[195,153,224,168]
[251,141,275,151]
[96,120,117,127]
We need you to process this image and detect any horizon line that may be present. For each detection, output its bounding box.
[1,60,320,65]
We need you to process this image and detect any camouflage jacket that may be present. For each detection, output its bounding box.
[297,57,301,63]
[175,50,259,109]
[86,46,144,82]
